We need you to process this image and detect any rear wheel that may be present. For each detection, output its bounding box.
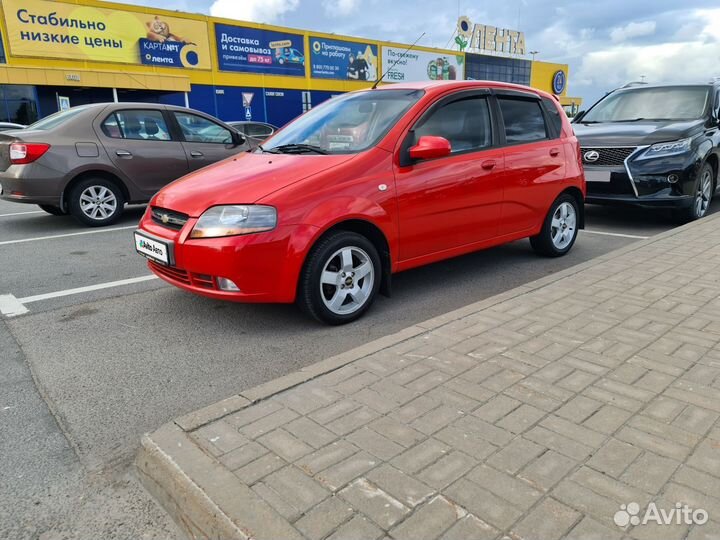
[675,162,713,222]
[38,204,67,216]
[298,231,381,325]
[530,194,579,257]
[68,178,125,227]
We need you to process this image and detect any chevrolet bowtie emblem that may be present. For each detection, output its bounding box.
[161,214,169,224]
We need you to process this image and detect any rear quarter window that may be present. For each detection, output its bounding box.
[541,97,563,138]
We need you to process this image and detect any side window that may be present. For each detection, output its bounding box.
[541,97,562,138]
[101,110,171,141]
[498,98,548,144]
[414,97,492,153]
[174,112,232,144]
[247,123,273,137]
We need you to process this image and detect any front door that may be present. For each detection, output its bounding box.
[394,93,505,262]
[171,111,243,172]
[99,108,189,196]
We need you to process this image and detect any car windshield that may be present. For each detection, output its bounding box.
[582,86,710,123]
[26,106,92,130]
[261,89,423,155]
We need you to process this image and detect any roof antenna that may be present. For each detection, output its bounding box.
[372,32,426,89]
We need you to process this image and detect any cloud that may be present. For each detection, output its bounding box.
[322,0,360,17]
[209,0,299,23]
[609,21,656,43]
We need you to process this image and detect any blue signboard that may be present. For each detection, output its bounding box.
[139,39,200,68]
[309,37,378,81]
[552,70,566,95]
[215,23,305,76]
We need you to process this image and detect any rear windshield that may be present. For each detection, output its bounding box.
[582,86,710,123]
[26,106,92,131]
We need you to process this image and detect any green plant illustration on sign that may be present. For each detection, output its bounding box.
[454,35,467,51]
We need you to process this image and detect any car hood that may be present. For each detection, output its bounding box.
[153,151,356,217]
[573,119,705,146]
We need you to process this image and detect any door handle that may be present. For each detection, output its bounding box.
[481,159,496,170]
[549,148,560,157]
[190,151,204,158]
[115,150,132,157]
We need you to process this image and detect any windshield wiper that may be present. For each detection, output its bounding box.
[267,144,329,155]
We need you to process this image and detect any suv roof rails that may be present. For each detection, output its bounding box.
[620,81,648,89]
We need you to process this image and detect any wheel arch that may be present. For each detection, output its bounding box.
[61,169,129,211]
[705,152,718,191]
[300,218,393,297]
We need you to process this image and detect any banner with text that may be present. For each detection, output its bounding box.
[3,0,211,69]
[381,46,464,82]
[310,37,378,81]
[215,23,305,76]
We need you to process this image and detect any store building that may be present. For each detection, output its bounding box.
[0,0,581,126]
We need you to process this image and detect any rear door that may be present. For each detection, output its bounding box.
[170,111,243,172]
[98,108,189,196]
[495,92,566,235]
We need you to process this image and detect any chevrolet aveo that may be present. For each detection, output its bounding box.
[134,81,586,324]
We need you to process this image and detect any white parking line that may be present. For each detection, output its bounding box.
[19,275,160,304]
[0,210,45,217]
[0,294,29,316]
[583,230,650,240]
[0,225,137,246]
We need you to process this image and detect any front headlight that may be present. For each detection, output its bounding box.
[190,205,277,239]
[637,137,692,160]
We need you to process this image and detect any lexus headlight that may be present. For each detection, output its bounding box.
[190,205,277,239]
[637,138,692,160]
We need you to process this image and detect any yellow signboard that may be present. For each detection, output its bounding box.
[3,0,211,69]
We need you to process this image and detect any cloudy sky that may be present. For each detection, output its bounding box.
[121,0,720,106]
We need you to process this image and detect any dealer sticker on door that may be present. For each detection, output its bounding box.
[134,232,170,265]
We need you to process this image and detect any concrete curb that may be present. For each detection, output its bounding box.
[136,213,720,539]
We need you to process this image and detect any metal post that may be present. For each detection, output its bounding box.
[112,88,118,103]
[184,92,190,108]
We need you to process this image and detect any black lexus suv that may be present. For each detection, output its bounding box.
[573,82,720,220]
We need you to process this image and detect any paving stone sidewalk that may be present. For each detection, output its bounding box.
[138,215,720,540]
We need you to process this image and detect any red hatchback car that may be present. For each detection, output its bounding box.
[134,81,585,324]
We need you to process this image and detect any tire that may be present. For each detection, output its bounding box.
[530,193,580,257]
[68,178,125,227]
[674,162,713,223]
[38,204,67,216]
[297,231,381,324]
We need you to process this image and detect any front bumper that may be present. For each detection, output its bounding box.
[136,210,317,304]
[585,150,701,209]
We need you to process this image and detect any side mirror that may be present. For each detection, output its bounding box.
[572,110,586,123]
[409,136,451,161]
[230,129,245,147]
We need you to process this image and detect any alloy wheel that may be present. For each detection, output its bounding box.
[550,201,577,250]
[319,246,375,315]
[79,185,118,221]
[695,169,713,218]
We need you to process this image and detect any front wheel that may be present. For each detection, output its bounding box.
[68,178,125,227]
[38,204,67,216]
[675,162,713,222]
[530,194,580,257]
[297,231,381,325]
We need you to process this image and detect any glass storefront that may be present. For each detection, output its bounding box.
[465,53,531,86]
[0,85,38,124]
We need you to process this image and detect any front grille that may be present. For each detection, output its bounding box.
[149,260,218,290]
[151,207,189,230]
[581,147,636,167]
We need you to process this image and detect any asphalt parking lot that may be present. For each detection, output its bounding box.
[1,197,717,538]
